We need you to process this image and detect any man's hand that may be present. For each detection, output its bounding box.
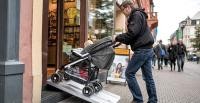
[112,36,116,43]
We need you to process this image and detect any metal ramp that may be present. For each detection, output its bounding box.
[47,79,120,103]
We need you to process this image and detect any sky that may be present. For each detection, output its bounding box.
[153,0,200,44]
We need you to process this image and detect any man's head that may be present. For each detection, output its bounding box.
[178,39,183,44]
[120,0,134,16]
[159,40,162,44]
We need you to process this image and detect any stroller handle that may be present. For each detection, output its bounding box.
[112,41,121,48]
[89,41,121,55]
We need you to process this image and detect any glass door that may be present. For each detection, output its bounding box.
[62,0,81,65]
[47,0,58,77]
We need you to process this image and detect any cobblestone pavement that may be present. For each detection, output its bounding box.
[104,61,200,103]
[60,61,200,103]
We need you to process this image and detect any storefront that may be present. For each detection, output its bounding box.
[44,0,116,83]
[1,0,157,102]
[0,0,126,102]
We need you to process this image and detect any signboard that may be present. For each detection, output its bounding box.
[106,48,130,85]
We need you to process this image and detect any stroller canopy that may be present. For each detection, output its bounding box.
[81,37,115,70]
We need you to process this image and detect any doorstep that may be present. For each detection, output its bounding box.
[41,84,72,103]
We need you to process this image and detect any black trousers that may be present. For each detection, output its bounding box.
[157,57,164,70]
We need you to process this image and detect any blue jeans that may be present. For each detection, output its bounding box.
[152,56,156,66]
[125,49,157,103]
[177,55,185,72]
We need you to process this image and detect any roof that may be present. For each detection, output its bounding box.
[192,11,200,20]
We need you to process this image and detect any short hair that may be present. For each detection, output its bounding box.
[120,0,133,8]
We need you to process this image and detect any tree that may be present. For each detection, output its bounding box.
[191,25,200,51]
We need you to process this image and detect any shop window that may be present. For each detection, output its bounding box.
[88,0,114,41]
[62,0,80,65]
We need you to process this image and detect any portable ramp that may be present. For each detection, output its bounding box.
[47,79,120,103]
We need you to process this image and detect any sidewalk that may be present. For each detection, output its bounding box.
[105,61,200,103]
[59,61,200,103]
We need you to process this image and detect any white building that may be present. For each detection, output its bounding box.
[182,11,200,52]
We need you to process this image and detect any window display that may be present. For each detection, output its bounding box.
[88,0,114,41]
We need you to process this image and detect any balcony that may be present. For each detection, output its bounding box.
[147,12,157,20]
[147,12,158,30]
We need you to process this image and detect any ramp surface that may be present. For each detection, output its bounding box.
[47,79,120,103]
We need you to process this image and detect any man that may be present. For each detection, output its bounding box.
[115,1,157,103]
[154,40,166,70]
[176,40,187,72]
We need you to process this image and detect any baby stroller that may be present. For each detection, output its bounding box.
[50,37,120,97]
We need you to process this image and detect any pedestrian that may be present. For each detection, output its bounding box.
[164,45,169,67]
[168,42,177,71]
[114,0,157,102]
[176,40,187,72]
[154,40,166,70]
[152,47,157,68]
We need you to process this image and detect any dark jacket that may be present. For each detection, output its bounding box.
[176,43,187,56]
[154,44,166,58]
[115,9,154,51]
[167,44,177,60]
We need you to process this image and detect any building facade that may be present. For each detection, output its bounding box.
[182,17,196,51]
[116,0,158,40]
[0,0,158,103]
[170,11,200,52]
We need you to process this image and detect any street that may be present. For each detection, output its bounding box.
[104,61,200,103]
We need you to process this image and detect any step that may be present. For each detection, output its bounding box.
[58,96,90,103]
[41,85,72,103]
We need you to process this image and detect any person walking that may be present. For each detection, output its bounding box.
[168,43,177,71]
[152,48,157,68]
[115,1,157,103]
[176,40,187,72]
[154,40,166,70]
[164,45,169,67]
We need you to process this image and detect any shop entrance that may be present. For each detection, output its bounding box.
[42,0,88,85]
[42,0,115,85]
[47,0,81,77]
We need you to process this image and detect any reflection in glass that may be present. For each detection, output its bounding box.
[88,0,114,41]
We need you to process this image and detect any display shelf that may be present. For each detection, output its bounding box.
[63,24,80,48]
[48,10,57,46]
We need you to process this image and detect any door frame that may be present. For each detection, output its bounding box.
[42,0,88,85]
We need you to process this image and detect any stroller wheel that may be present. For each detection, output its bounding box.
[97,82,103,90]
[51,73,62,83]
[93,82,103,92]
[82,86,94,97]
[57,71,64,79]
[63,72,70,81]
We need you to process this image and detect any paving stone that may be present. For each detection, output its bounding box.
[60,62,200,103]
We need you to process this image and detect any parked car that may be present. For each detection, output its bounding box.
[187,54,198,61]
